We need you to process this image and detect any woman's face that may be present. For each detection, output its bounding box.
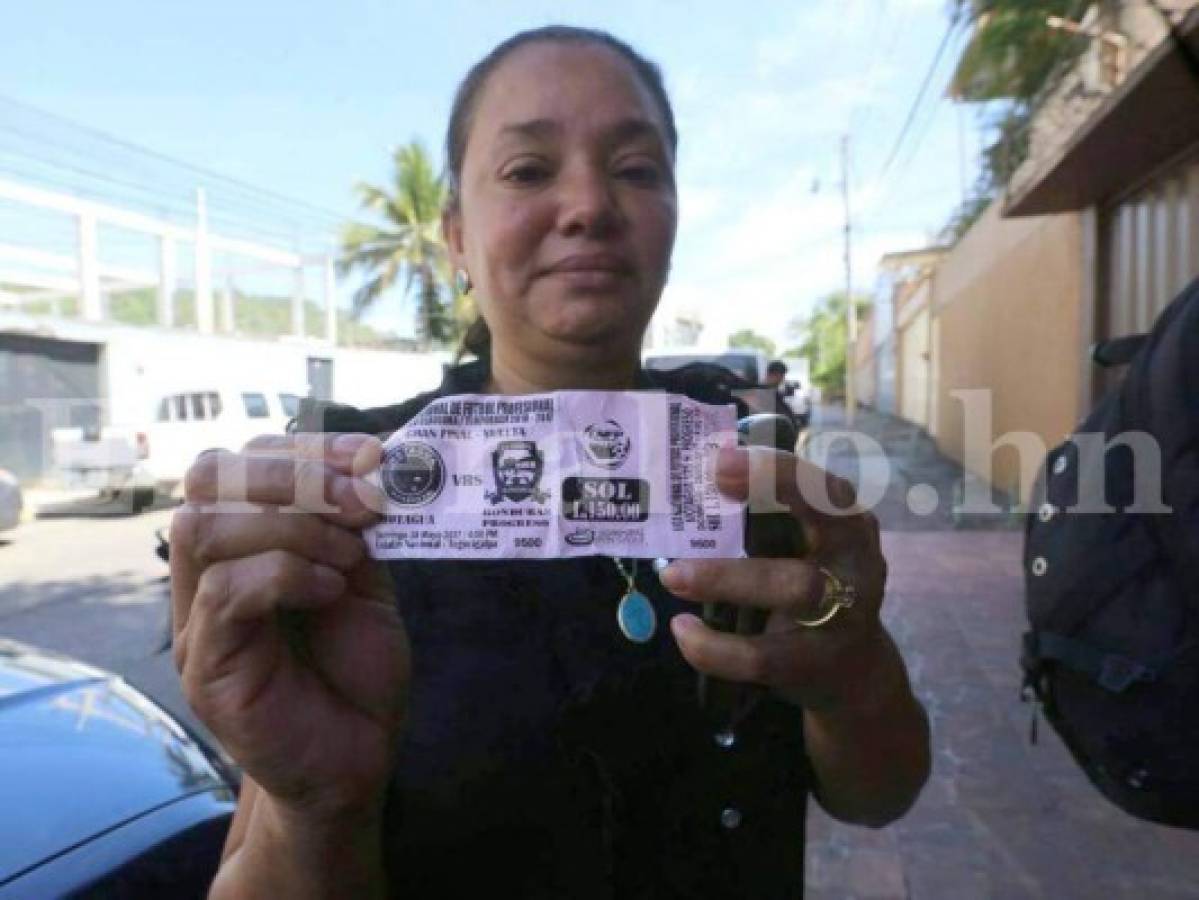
[445,41,678,366]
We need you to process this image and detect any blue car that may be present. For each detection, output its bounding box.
[0,638,236,899]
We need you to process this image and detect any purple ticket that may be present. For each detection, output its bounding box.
[365,391,745,560]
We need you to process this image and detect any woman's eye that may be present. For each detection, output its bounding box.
[503,163,549,185]
[616,163,662,186]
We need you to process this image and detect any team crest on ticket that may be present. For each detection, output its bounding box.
[487,440,549,504]
[380,441,446,506]
[582,419,632,469]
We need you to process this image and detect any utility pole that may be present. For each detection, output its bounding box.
[841,134,857,428]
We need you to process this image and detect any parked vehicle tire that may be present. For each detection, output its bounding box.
[123,486,156,513]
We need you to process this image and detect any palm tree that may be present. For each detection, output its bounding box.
[339,140,451,348]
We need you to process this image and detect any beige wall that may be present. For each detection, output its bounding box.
[854,312,877,408]
[899,306,931,429]
[931,200,1084,502]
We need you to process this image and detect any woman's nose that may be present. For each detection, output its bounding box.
[556,165,623,238]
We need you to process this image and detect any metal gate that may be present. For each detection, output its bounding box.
[1102,150,1199,340]
[0,334,101,481]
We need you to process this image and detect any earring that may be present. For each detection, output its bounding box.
[454,269,472,294]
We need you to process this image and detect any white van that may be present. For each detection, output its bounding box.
[144,387,301,486]
[53,386,302,502]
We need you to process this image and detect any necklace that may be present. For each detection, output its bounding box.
[612,557,657,643]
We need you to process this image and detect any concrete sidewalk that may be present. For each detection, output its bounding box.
[800,408,1199,898]
[800,403,1020,533]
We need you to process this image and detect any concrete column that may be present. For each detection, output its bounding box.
[323,256,337,345]
[194,188,214,334]
[221,279,235,333]
[158,236,176,328]
[77,211,102,321]
[292,267,306,337]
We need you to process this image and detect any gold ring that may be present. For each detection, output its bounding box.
[794,567,858,628]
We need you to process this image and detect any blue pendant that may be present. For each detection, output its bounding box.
[617,590,657,643]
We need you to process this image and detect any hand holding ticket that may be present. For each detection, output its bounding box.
[365,391,746,560]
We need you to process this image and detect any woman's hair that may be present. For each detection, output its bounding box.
[446,25,678,361]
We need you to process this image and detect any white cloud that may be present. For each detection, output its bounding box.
[661,224,926,349]
[651,0,960,352]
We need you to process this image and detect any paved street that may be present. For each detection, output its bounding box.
[0,495,205,740]
[2,409,1199,898]
[0,498,173,670]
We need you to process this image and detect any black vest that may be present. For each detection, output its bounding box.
[302,361,811,899]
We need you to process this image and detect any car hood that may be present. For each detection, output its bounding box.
[0,639,230,882]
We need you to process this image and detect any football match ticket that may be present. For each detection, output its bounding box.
[365,391,746,560]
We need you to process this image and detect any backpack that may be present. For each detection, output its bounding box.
[1021,277,1199,828]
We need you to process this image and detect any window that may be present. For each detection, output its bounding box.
[157,398,170,422]
[644,353,762,385]
[207,392,223,418]
[190,393,207,420]
[173,395,188,421]
[242,392,269,418]
[279,393,301,418]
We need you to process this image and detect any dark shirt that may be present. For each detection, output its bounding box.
[305,361,812,899]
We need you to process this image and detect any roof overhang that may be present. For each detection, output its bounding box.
[878,247,950,272]
[1005,8,1199,216]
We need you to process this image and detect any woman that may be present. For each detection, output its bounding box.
[171,26,930,898]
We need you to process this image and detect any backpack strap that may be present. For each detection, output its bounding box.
[1023,631,1160,693]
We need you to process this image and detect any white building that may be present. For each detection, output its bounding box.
[0,175,448,482]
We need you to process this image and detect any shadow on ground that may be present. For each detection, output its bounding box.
[802,404,1023,533]
[0,571,170,671]
[36,493,179,519]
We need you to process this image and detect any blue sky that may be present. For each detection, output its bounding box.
[1,0,980,346]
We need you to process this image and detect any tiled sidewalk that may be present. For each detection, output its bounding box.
[806,530,1199,899]
[800,407,1199,898]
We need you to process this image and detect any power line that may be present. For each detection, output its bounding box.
[869,77,955,216]
[0,93,352,227]
[850,0,909,138]
[0,125,345,236]
[876,13,964,181]
[0,152,318,249]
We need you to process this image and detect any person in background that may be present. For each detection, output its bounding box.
[169,25,930,899]
[764,359,808,431]
[764,359,788,390]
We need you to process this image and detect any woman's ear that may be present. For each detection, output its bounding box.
[442,207,465,267]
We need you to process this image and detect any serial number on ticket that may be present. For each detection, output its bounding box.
[364,391,745,560]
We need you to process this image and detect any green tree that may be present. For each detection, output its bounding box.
[727,329,777,358]
[942,0,1090,242]
[791,291,872,395]
[949,0,1090,103]
[339,140,453,349]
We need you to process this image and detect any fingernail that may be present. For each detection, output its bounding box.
[313,565,346,599]
[717,446,748,478]
[659,561,692,594]
[334,475,384,519]
[355,479,388,516]
[332,433,368,457]
[670,613,702,638]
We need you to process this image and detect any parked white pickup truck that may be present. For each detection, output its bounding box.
[52,386,301,506]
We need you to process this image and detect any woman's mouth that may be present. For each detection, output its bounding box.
[540,253,634,287]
